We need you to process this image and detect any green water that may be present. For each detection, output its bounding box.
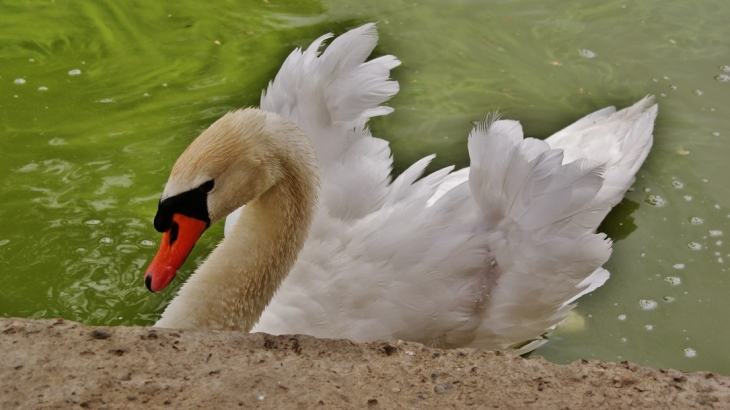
[2,0,729,373]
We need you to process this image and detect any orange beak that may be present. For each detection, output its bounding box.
[145,214,208,292]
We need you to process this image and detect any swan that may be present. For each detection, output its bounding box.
[144,23,657,354]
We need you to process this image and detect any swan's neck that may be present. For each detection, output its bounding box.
[156,133,318,331]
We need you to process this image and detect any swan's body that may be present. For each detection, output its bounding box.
[146,24,657,354]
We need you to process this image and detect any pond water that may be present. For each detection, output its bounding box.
[1,0,729,374]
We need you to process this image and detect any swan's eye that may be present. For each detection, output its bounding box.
[199,179,215,193]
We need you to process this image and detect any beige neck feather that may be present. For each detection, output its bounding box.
[155,113,319,331]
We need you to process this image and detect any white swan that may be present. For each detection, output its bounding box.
[145,23,657,354]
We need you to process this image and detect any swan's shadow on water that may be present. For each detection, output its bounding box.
[597,198,640,242]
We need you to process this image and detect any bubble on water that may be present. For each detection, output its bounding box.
[663,296,676,303]
[643,187,651,192]
[84,219,101,226]
[713,132,721,137]
[689,217,704,225]
[671,180,684,188]
[683,195,693,201]
[644,324,654,331]
[683,348,697,358]
[0,239,9,247]
[721,65,730,72]
[664,277,681,285]
[140,240,155,248]
[579,49,597,58]
[68,69,81,76]
[686,242,702,250]
[709,230,722,237]
[638,299,658,310]
[645,195,666,206]
[693,89,703,96]
[670,85,678,90]
[162,83,168,87]
[38,86,48,91]
[716,74,730,82]
[14,78,26,85]
[100,237,113,244]
[97,98,116,103]
[701,178,709,183]
[48,138,67,146]
[673,263,685,269]
[618,314,627,321]
[715,240,723,246]
[663,76,671,80]
[620,337,627,343]
[652,78,659,82]
[75,247,86,253]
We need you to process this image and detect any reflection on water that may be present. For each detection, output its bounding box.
[1,0,729,374]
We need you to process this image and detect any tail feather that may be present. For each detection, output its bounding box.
[427,99,654,351]
[468,117,607,233]
[465,98,655,350]
[547,96,657,209]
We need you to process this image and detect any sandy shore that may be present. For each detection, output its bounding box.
[1,317,728,409]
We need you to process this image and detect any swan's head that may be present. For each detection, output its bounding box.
[145,108,307,292]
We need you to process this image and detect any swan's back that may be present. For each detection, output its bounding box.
[229,24,657,353]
